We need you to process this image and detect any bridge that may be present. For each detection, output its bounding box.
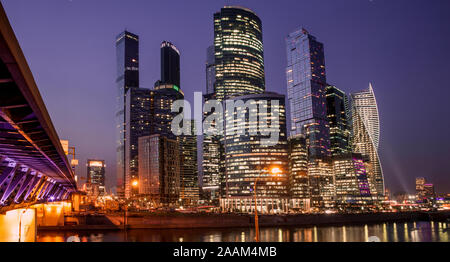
[0,4,77,212]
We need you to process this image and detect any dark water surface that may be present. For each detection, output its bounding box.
[37,221,450,242]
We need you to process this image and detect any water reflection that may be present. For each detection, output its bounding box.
[37,221,449,242]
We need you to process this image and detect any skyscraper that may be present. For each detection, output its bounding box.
[214,6,265,100]
[179,120,199,206]
[160,41,180,88]
[221,92,290,214]
[87,160,106,196]
[203,6,267,204]
[351,83,384,196]
[416,177,426,202]
[288,135,310,211]
[202,47,220,202]
[201,93,222,204]
[150,83,184,139]
[351,83,380,148]
[206,45,216,95]
[326,85,351,156]
[138,134,180,206]
[286,28,330,158]
[115,31,140,198]
[125,87,151,197]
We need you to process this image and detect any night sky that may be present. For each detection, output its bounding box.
[2,0,450,194]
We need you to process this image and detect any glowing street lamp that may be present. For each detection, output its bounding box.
[123,179,139,232]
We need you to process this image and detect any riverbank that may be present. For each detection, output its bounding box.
[37,211,450,231]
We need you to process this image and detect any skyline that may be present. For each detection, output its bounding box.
[2,0,450,194]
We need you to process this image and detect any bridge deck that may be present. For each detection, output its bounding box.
[0,3,76,209]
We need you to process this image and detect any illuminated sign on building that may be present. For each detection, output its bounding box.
[88,160,104,167]
[60,140,69,155]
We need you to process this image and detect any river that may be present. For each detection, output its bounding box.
[37,221,450,242]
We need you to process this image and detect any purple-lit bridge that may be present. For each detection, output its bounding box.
[0,4,76,212]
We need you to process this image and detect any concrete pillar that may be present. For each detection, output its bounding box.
[0,208,36,242]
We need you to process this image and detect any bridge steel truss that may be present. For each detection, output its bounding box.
[0,3,76,210]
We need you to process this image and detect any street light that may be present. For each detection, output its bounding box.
[254,166,282,242]
[123,179,139,232]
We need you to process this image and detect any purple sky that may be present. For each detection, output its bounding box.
[2,0,450,194]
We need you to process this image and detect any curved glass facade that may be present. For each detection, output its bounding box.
[351,83,384,197]
[214,6,265,100]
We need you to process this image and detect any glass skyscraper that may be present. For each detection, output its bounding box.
[286,28,330,159]
[203,6,267,205]
[202,47,220,203]
[205,45,216,95]
[87,159,106,196]
[125,87,151,197]
[288,134,310,211]
[201,93,223,204]
[351,83,380,149]
[160,41,180,88]
[326,85,351,156]
[179,120,199,206]
[220,92,290,214]
[138,134,180,205]
[213,6,265,100]
[150,84,184,139]
[350,83,384,197]
[115,31,140,198]
[116,32,185,198]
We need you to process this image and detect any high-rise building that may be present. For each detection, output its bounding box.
[201,92,223,204]
[203,6,266,205]
[308,158,335,209]
[352,83,380,148]
[138,134,180,206]
[115,31,141,198]
[160,41,180,87]
[326,85,351,156]
[423,184,435,199]
[416,177,426,202]
[179,120,199,206]
[150,83,184,139]
[201,133,222,203]
[213,6,265,100]
[87,160,106,196]
[206,45,216,95]
[288,135,310,210]
[220,92,290,214]
[333,153,371,204]
[286,28,330,158]
[350,83,384,196]
[124,87,151,198]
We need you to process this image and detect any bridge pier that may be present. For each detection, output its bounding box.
[0,208,36,242]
